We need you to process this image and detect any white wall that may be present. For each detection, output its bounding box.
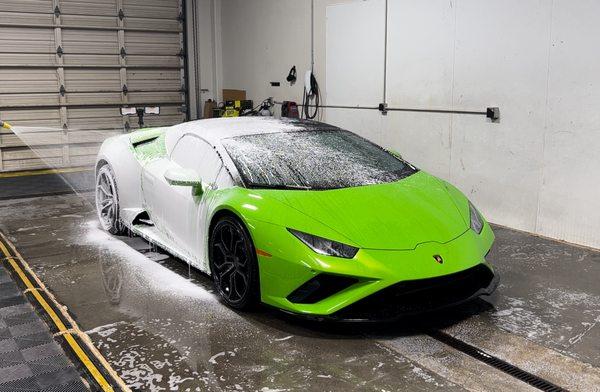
[216,0,600,250]
[186,0,222,119]
[220,0,311,104]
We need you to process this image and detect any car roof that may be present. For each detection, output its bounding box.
[169,117,337,147]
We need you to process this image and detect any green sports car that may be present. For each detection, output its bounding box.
[95,117,497,320]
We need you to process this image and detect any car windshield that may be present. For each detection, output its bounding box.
[222,129,417,190]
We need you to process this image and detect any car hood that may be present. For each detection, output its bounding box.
[262,171,469,250]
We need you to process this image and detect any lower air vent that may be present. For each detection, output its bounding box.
[287,274,358,304]
[132,211,154,226]
[333,264,495,320]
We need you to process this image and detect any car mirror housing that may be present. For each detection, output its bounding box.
[164,167,203,187]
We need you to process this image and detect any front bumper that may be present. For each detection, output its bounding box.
[328,263,498,321]
[250,219,496,319]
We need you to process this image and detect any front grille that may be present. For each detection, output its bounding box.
[333,264,495,320]
[287,274,358,304]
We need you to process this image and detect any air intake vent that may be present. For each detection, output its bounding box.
[334,264,495,320]
[287,274,357,304]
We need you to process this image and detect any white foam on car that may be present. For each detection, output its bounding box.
[167,117,303,147]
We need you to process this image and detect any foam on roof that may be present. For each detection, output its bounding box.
[169,117,336,146]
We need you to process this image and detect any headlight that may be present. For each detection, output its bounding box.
[469,201,484,234]
[288,229,358,259]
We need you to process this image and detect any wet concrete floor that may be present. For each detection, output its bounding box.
[0,192,599,391]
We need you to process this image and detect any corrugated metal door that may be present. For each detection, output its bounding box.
[0,0,187,172]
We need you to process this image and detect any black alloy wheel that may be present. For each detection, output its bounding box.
[209,215,259,310]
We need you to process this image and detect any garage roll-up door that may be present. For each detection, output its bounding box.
[0,0,187,172]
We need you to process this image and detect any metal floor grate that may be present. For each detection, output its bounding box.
[429,330,569,392]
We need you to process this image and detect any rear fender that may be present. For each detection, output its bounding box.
[96,134,144,225]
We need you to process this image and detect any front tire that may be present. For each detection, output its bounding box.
[95,164,124,235]
[209,215,259,310]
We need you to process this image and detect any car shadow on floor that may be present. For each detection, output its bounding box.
[253,297,497,340]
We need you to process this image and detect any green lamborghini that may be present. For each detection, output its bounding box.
[95,117,496,320]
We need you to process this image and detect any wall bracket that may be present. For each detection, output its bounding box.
[486,107,500,122]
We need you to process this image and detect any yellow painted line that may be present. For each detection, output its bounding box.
[0,236,118,392]
[0,240,12,259]
[4,257,113,389]
[0,167,92,179]
[64,333,114,392]
[6,257,35,290]
[7,259,68,331]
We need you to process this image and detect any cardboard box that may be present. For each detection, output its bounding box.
[203,99,216,118]
[222,89,246,102]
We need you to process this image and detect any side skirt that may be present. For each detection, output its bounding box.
[124,222,210,275]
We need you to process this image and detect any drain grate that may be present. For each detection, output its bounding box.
[428,331,569,392]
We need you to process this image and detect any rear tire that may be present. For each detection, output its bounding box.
[95,164,125,235]
[209,215,260,310]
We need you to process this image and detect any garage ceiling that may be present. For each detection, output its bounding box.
[0,0,187,172]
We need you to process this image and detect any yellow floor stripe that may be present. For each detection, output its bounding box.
[6,258,35,290]
[0,238,115,392]
[0,167,92,179]
[8,261,68,331]
[0,241,11,259]
[64,334,114,392]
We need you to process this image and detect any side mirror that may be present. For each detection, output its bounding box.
[164,168,203,187]
[389,149,403,160]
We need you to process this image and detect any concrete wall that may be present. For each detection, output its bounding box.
[217,0,600,250]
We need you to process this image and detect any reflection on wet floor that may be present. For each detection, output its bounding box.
[86,225,467,391]
[1,193,600,391]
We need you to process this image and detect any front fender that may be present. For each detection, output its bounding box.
[209,187,359,248]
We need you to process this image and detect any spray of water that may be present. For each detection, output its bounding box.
[3,124,125,207]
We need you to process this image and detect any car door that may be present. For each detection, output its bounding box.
[164,134,227,267]
[141,157,174,233]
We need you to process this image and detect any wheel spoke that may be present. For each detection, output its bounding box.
[223,264,236,277]
[214,242,229,258]
[101,201,113,213]
[215,260,234,273]
[233,240,247,267]
[100,175,109,191]
[232,239,243,256]
[219,229,230,252]
[218,263,236,297]
[98,183,111,196]
[234,270,247,298]
[228,226,236,252]
[228,271,237,299]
